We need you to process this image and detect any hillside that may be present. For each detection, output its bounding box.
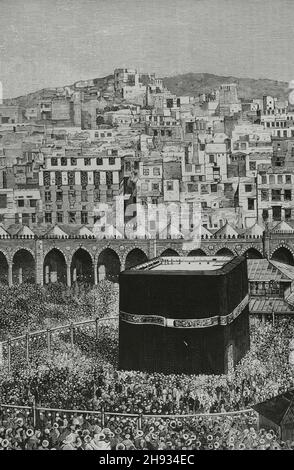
[4,72,289,106]
[162,73,288,100]
[4,75,114,107]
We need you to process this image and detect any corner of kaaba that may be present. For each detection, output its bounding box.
[119,256,250,375]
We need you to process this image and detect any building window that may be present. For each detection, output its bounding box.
[143,168,150,176]
[55,171,62,186]
[68,171,75,186]
[81,190,88,202]
[81,211,88,224]
[31,213,36,223]
[0,194,7,209]
[245,184,252,193]
[61,157,67,166]
[68,212,76,223]
[84,158,91,166]
[285,189,292,201]
[81,171,88,186]
[56,191,63,202]
[209,155,215,164]
[71,157,77,166]
[153,167,160,176]
[273,206,281,221]
[17,199,24,207]
[45,212,52,223]
[29,199,37,207]
[249,162,256,171]
[261,175,267,184]
[285,208,292,220]
[167,181,173,191]
[261,189,269,201]
[69,190,76,202]
[109,157,115,165]
[286,175,292,184]
[96,157,103,166]
[188,183,198,192]
[45,191,51,202]
[57,212,63,223]
[211,184,217,193]
[94,171,100,188]
[51,157,58,166]
[277,175,283,184]
[272,189,281,201]
[94,190,100,202]
[248,198,255,210]
[152,183,159,191]
[262,209,269,220]
[106,171,113,186]
[269,175,275,184]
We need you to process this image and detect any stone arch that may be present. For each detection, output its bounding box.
[12,249,35,284]
[0,250,8,285]
[242,247,263,259]
[43,246,68,263]
[160,248,180,257]
[71,248,94,285]
[271,246,294,265]
[188,248,207,257]
[11,246,35,261]
[215,247,234,257]
[43,248,67,284]
[97,248,121,283]
[125,248,148,270]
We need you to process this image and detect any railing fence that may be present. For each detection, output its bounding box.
[0,403,255,431]
[0,316,118,372]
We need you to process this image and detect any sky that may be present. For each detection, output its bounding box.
[0,0,294,98]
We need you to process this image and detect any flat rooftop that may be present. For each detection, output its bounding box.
[132,256,233,272]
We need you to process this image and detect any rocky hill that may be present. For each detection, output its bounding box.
[4,72,289,106]
[162,72,288,100]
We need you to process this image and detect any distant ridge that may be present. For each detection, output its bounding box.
[4,72,288,106]
[162,72,288,100]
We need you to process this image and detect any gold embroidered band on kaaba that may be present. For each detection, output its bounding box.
[120,294,249,329]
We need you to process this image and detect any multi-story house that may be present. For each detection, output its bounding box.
[39,144,123,226]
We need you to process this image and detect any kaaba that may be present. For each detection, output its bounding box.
[119,256,250,375]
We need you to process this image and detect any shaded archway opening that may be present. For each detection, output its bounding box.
[161,248,179,257]
[215,248,234,257]
[188,249,207,257]
[44,249,67,284]
[243,248,263,259]
[71,248,94,286]
[271,247,294,266]
[97,248,120,283]
[12,249,35,284]
[0,252,8,285]
[125,248,148,270]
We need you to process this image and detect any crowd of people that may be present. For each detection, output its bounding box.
[1,408,293,450]
[1,318,293,416]
[1,282,294,451]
